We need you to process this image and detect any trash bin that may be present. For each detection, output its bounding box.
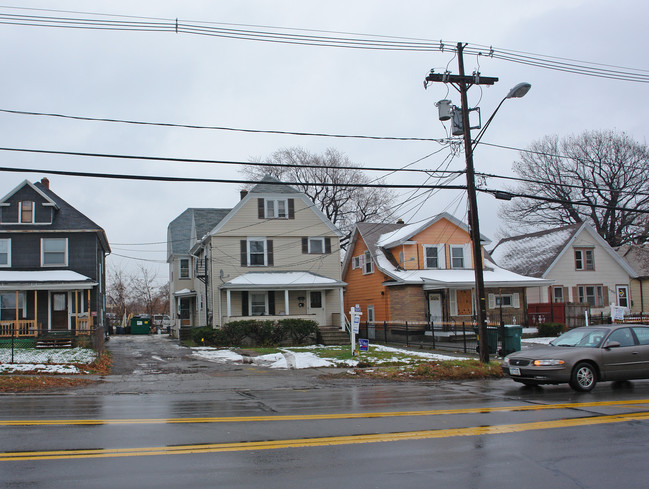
[477,327,499,354]
[502,325,522,355]
[130,316,151,335]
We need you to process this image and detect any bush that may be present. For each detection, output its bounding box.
[279,318,319,345]
[537,322,566,337]
[191,326,229,346]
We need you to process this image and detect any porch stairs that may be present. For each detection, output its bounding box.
[36,332,73,349]
[318,325,349,345]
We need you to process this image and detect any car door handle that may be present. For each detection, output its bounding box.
[632,351,639,355]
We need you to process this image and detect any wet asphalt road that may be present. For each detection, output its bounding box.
[2,335,649,488]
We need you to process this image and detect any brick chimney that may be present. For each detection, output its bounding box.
[41,177,50,189]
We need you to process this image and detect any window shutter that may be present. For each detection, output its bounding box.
[267,240,274,266]
[302,238,308,254]
[325,237,331,254]
[603,286,609,307]
[437,244,446,269]
[513,293,520,308]
[563,287,569,303]
[449,290,458,316]
[242,291,249,316]
[288,199,295,219]
[488,294,495,309]
[572,287,578,303]
[240,240,247,267]
[268,291,275,315]
[464,243,473,268]
[258,199,265,219]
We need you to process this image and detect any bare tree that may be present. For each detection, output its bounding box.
[131,265,162,317]
[241,147,396,246]
[499,130,649,246]
[107,264,133,319]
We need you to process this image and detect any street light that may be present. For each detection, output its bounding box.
[462,81,531,363]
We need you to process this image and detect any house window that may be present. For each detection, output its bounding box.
[553,287,564,303]
[488,293,520,309]
[248,238,267,266]
[265,199,288,219]
[0,292,25,320]
[367,305,375,323]
[352,256,361,269]
[310,291,322,309]
[41,238,68,266]
[450,245,465,269]
[308,237,324,254]
[616,286,629,308]
[578,285,604,307]
[424,245,439,269]
[179,258,190,279]
[250,292,267,315]
[363,250,374,274]
[575,249,595,270]
[20,201,34,223]
[0,239,10,267]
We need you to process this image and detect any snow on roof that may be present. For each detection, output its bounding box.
[490,225,579,277]
[377,221,425,248]
[223,271,345,289]
[0,270,94,284]
[375,252,550,288]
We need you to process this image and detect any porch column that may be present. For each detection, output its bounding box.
[87,289,92,327]
[15,291,18,334]
[34,290,37,334]
[226,289,231,317]
[284,289,289,315]
[339,287,345,330]
[75,290,79,333]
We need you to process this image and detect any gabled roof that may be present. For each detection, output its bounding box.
[205,175,341,238]
[0,180,110,253]
[167,208,231,258]
[617,244,649,278]
[490,222,637,278]
[0,180,58,208]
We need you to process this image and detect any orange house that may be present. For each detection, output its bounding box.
[342,213,550,328]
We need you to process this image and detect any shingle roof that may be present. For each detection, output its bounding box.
[167,208,231,257]
[249,175,300,194]
[617,244,649,278]
[489,224,582,277]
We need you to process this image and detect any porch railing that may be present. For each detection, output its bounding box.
[75,316,93,335]
[0,320,38,337]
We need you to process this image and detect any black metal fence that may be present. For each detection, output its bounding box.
[0,326,104,365]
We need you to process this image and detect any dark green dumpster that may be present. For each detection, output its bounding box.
[130,316,151,335]
[502,325,522,355]
[477,327,499,355]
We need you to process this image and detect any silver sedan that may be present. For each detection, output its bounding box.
[502,324,649,391]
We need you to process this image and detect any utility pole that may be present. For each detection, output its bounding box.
[425,42,497,363]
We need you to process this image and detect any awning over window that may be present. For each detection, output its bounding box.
[221,271,345,290]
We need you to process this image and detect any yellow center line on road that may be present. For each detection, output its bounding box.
[1,399,649,426]
[3,410,649,461]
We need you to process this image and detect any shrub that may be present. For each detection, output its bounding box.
[537,322,566,337]
[191,326,229,346]
[279,318,319,345]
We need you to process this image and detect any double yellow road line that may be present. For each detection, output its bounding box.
[2,400,649,461]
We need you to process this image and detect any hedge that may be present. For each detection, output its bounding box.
[191,319,319,347]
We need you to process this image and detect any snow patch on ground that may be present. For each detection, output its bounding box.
[0,347,96,365]
[0,363,81,374]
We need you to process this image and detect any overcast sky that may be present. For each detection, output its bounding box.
[1,0,647,285]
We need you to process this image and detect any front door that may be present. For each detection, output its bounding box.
[428,293,443,326]
[51,292,68,331]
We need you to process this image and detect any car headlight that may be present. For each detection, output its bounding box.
[532,359,565,366]
[502,357,510,366]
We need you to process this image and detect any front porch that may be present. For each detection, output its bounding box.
[0,316,95,338]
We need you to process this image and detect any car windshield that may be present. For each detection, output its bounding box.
[550,328,608,348]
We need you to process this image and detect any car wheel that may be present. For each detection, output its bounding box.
[570,362,597,392]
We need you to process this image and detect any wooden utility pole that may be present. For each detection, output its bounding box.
[425,42,498,363]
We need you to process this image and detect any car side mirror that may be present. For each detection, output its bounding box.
[604,341,621,349]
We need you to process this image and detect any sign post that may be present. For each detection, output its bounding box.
[349,305,362,355]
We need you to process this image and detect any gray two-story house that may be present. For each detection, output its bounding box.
[0,178,110,337]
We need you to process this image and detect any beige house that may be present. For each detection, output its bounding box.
[491,223,637,315]
[168,176,345,335]
[616,244,649,315]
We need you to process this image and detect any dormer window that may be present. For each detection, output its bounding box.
[266,199,287,219]
[20,201,34,223]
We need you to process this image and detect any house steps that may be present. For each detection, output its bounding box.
[318,325,350,345]
[36,337,73,349]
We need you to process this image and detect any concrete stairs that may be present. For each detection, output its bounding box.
[318,325,350,345]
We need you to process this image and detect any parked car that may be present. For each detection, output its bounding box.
[502,324,649,391]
